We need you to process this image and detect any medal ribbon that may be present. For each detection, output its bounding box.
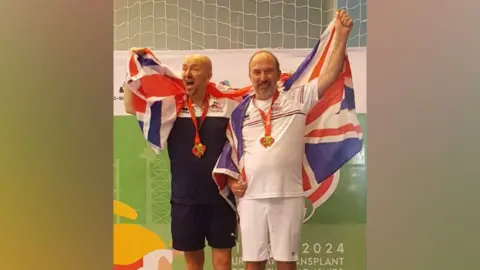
[251,92,279,144]
[186,95,210,149]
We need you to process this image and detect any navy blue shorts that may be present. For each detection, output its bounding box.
[171,200,237,252]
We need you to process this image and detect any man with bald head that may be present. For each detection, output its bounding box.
[182,54,212,104]
[124,54,238,270]
[224,10,354,270]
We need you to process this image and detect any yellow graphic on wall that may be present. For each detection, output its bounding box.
[114,200,182,270]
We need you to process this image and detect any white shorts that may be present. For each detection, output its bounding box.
[237,197,305,262]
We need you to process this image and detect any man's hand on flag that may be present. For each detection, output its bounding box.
[227,177,247,197]
[130,47,147,56]
[334,9,353,37]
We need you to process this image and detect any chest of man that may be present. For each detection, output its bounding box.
[242,95,306,138]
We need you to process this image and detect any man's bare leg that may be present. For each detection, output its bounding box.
[276,261,297,270]
[245,261,267,270]
[183,250,205,270]
[211,248,232,270]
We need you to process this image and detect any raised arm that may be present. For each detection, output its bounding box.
[122,47,146,116]
[316,9,353,98]
[123,84,136,115]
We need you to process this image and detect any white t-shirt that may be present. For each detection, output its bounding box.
[241,80,319,199]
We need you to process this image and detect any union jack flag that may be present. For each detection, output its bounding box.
[212,21,363,213]
[125,49,250,153]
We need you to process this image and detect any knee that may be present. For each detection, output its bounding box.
[185,260,204,270]
[212,249,231,270]
[213,258,230,270]
[275,260,297,270]
[184,251,205,270]
[245,261,267,270]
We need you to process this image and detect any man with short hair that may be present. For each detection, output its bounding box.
[213,10,361,270]
[123,53,247,270]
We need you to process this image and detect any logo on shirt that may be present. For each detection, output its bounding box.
[181,107,189,113]
[272,103,281,112]
[209,101,224,112]
[243,114,250,121]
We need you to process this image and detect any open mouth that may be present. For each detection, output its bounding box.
[184,80,194,87]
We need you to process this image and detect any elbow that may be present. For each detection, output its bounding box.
[124,106,136,115]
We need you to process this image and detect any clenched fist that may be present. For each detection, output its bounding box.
[227,177,247,197]
[334,9,353,36]
[129,47,147,56]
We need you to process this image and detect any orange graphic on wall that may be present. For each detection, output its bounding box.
[113,200,182,270]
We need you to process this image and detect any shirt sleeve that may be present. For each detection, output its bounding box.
[286,79,319,113]
[223,98,241,119]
